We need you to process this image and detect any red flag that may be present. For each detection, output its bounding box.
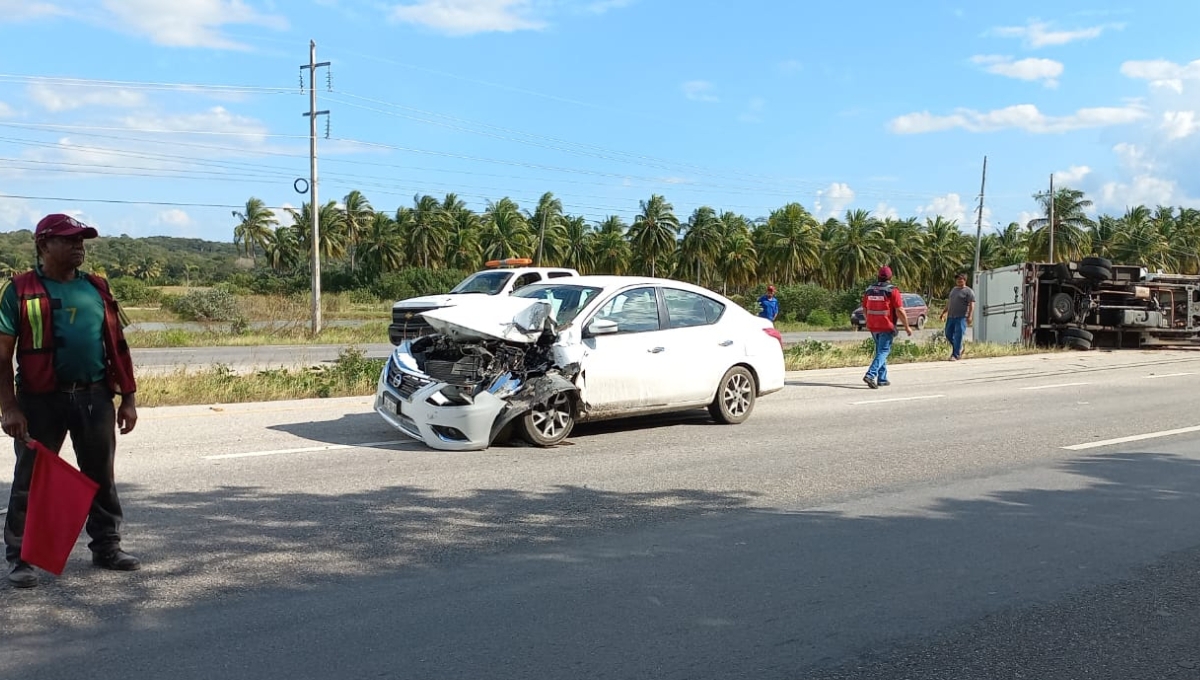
[20,440,99,576]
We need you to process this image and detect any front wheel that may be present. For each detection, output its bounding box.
[708,366,756,424]
[518,391,575,447]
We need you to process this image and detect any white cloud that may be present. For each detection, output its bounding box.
[0,197,43,231]
[990,19,1120,48]
[101,0,288,49]
[874,202,899,220]
[888,103,1147,134]
[1121,59,1200,83]
[738,97,766,123]
[1014,210,1040,230]
[28,83,146,112]
[118,106,271,143]
[1098,175,1181,209]
[389,0,544,35]
[586,0,635,13]
[813,182,855,219]
[0,101,13,118]
[971,55,1063,88]
[0,0,67,22]
[154,209,193,227]
[1054,165,1092,184]
[1162,111,1200,140]
[917,193,968,223]
[681,80,719,103]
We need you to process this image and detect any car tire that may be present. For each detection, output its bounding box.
[1079,264,1112,282]
[1049,292,1075,323]
[915,315,925,330]
[708,366,756,425]
[518,391,575,447]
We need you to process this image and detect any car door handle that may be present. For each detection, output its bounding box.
[647,347,665,353]
[718,340,734,347]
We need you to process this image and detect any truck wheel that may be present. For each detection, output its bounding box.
[1082,256,1113,270]
[1049,293,1075,323]
[1063,327,1094,341]
[518,391,575,447]
[1079,264,1112,282]
[1064,337,1092,350]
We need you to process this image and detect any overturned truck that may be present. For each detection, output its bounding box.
[975,258,1200,350]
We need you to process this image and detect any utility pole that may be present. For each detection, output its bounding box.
[972,155,987,281]
[1048,174,1055,264]
[301,40,330,335]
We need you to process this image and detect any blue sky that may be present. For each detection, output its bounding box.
[1,0,1198,242]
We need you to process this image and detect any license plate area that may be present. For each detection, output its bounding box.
[383,393,403,416]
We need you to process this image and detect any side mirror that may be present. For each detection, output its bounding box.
[584,318,619,337]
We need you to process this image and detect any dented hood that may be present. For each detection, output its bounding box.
[421,297,554,343]
[392,292,488,310]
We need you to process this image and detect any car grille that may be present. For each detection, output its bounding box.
[391,306,438,335]
[424,356,485,386]
[387,362,435,398]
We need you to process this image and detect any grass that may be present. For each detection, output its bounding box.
[784,337,1048,371]
[130,337,1047,408]
[127,321,389,348]
[136,348,385,407]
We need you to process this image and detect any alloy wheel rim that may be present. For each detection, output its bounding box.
[723,373,752,416]
[532,393,572,438]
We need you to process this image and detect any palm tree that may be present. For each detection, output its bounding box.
[527,192,565,266]
[827,209,886,288]
[758,202,820,285]
[341,190,374,272]
[627,194,680,277]
[678,206,724,285]
[481,197,532,260]
[880,217,927,286]
[287,200,348,262]
[921,216,972,298]
[444,205,483,271]
[591,216,631,275]
[232,197,278,263]
[1113,205,1173,272]
[560,215,594,273]
[994,221,1028,266]
[264,225,302,273]
[1026,187,1094,263]
[358,212,405,275]
[402,194,451,269]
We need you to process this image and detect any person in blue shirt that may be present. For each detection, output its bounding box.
[758,285,779,322]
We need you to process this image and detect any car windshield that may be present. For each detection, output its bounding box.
[450,271,512,295]
[513,283,604,325]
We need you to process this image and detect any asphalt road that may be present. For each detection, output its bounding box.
[131,327,963,374]
[3,349,1197,679]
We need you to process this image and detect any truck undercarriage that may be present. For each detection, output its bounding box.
[977,259,1200,350]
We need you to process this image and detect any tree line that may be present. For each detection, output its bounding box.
[231,187,1200,300]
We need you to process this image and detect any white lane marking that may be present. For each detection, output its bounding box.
[853,395,945,405]
[204,439,410,460]
[1144,372,1196,379]
[1019,382,1090,391]
[1063,425,1200,451]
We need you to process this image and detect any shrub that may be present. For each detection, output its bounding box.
[805,309,834,327]
[109,277,161,306]
[164,288,243,322]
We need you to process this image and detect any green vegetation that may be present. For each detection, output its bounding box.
[784,338,1047,371]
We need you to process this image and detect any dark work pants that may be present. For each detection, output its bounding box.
[4,385,123,564]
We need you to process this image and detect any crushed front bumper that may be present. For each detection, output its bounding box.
[373,363,508,451]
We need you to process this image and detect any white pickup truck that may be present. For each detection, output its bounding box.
[388,260,580,344]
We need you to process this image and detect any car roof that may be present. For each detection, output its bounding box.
[521,275,734,301]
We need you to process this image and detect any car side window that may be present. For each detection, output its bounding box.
[663,288,724,328]
[548,271,574,279]
[512,272,541,291]
[594,287,661,333]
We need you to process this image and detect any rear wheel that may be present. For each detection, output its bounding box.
[1062,327,1094,351]
[915,315,926,330]
[708,366,756,424]
[1049,292,1075,323]
[1082,256,1113,270]
[1079,264,1112,282]
[518,391,575,447]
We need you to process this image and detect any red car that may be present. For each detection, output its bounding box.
[851,293,929,331]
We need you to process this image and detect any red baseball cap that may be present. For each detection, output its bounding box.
[767,285,776,293]
[878,266,893,280]
[35,214,99,240]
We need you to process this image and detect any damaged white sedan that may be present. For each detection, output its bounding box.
[374,276,785,451]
